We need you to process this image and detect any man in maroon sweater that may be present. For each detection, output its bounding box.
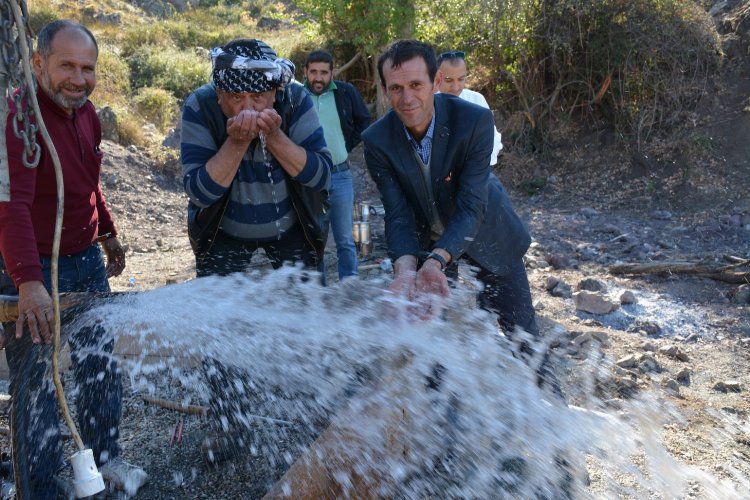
[0,20,146,497]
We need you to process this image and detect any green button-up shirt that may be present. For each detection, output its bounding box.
[304,81,348,165]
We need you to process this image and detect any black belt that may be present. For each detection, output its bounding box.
[331,161,350,173]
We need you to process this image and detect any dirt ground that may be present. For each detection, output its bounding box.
[2,6,750,498]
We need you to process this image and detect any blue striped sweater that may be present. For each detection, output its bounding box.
[180,82,332,242]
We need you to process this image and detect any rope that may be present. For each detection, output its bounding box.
[8,0,84,451]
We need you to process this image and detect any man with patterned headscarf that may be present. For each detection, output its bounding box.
[181,38,332,277]
[180,38,333,464]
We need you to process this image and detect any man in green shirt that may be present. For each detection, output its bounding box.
[303,50,371,279]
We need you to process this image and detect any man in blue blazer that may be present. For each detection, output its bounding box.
[362,39,537,338]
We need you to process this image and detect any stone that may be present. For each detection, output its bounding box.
[580,207,599,217]
[732,284,750,304]
[591,331,610,346]
[713,380,742,393]
[571,332,593,348]
[650,210,672,220]
[675,367,691,383]
[551,281,572,299]
[638,354,661,373]
[658,345,690,362]
[642,342,657,352]
[628,320,662,337]
[98,106,119,143]
[663,378,680,394]
[577,277,608,293]
[162,125,181,149]
[596,223,622,234]
[545,276,561,291]
[257,17,282,30]
[546,253,571,269]
[573,290,618,314]
[620,290,637,304]
[684,333,700,343]
[616,354,638,369]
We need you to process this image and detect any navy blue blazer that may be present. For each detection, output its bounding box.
[362,93,530,276]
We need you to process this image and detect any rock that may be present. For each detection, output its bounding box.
[165,0,190,12]
[546,253,571,269]
[620,290,637,304]
[596,223,622,234]
[571,332,593,348]
[257,17,282,30]
[731,284,750,304]
[650,210,672,220]
[713,380,742,393]
[551,281,572,299]
[98,106,119,143]
[577,277,608,293]
[684,332,700,343]
[638,354,661,373]
[616,354,638,369]
[545,276,560,291]
[663,378,680,394]
[93,11,122,24]
[675,367,691,384]
[573,290,618,314]
[580,207,599,217]
[591,331,610,346]
[658,345,690,362]
[162,125,181,149]
[131,0,176,18]
[628,320,662,337]
[642,342,657,352]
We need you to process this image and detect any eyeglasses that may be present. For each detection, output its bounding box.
[439,51,465,60]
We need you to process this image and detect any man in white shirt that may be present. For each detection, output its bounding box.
[436,51,502,166]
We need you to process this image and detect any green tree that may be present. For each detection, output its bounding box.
[295,0,416,115]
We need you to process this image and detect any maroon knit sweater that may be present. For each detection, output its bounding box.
[0,88,117,287]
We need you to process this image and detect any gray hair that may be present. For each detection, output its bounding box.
[36,20,98,59]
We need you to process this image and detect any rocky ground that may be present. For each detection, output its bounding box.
[2,2,750,496]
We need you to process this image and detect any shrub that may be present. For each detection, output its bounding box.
[27,0,59,34]
[121,25,177,58]
[91,47,131,109]
[418,0,720,151]
[127,46,210,100]
[133,87,177,132]
[115,110,146,147]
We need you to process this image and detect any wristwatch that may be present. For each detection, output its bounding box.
[425,252,448,271]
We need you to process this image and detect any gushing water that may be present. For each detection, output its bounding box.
[69,268,748,498]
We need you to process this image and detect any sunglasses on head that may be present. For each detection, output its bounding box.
[440,51,465,59]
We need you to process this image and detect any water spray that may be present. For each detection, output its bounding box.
[9,3,104,496]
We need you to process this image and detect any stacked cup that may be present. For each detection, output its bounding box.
[352,202,372,258]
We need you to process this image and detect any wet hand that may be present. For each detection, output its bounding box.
[384,270,417,321]
[16,281,54,344]
[413,260,450,320]
[227,110,259,143]
[256,109,282,138]
[102,236,126,278]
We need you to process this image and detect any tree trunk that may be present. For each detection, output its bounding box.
[372,56,390,118]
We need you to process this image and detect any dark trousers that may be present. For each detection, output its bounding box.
[1,245,122,499]
[450,256,539,337]
[196,223,319,277]
[196,224,320,441]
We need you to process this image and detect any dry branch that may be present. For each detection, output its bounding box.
[141,395,209,416]
[609,259,750,284]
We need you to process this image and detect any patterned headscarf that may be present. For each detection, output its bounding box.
[210,39,295,94]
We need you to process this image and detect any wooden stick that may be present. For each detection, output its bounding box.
[0,292,106,322]
[141,395,209,416]
[609,260,750,284]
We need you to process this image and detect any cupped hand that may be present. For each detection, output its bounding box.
[226,109,259,143]
[413,260,450,320]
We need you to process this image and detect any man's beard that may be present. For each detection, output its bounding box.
[41,73,92,110]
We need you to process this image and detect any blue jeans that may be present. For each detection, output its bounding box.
[0,245,122,498]
[329,167,358,279]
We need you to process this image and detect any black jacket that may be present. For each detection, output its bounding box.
[363,94,530,276]
[330,80,372,153]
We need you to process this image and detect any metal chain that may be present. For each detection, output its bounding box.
[0,0,39,168]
